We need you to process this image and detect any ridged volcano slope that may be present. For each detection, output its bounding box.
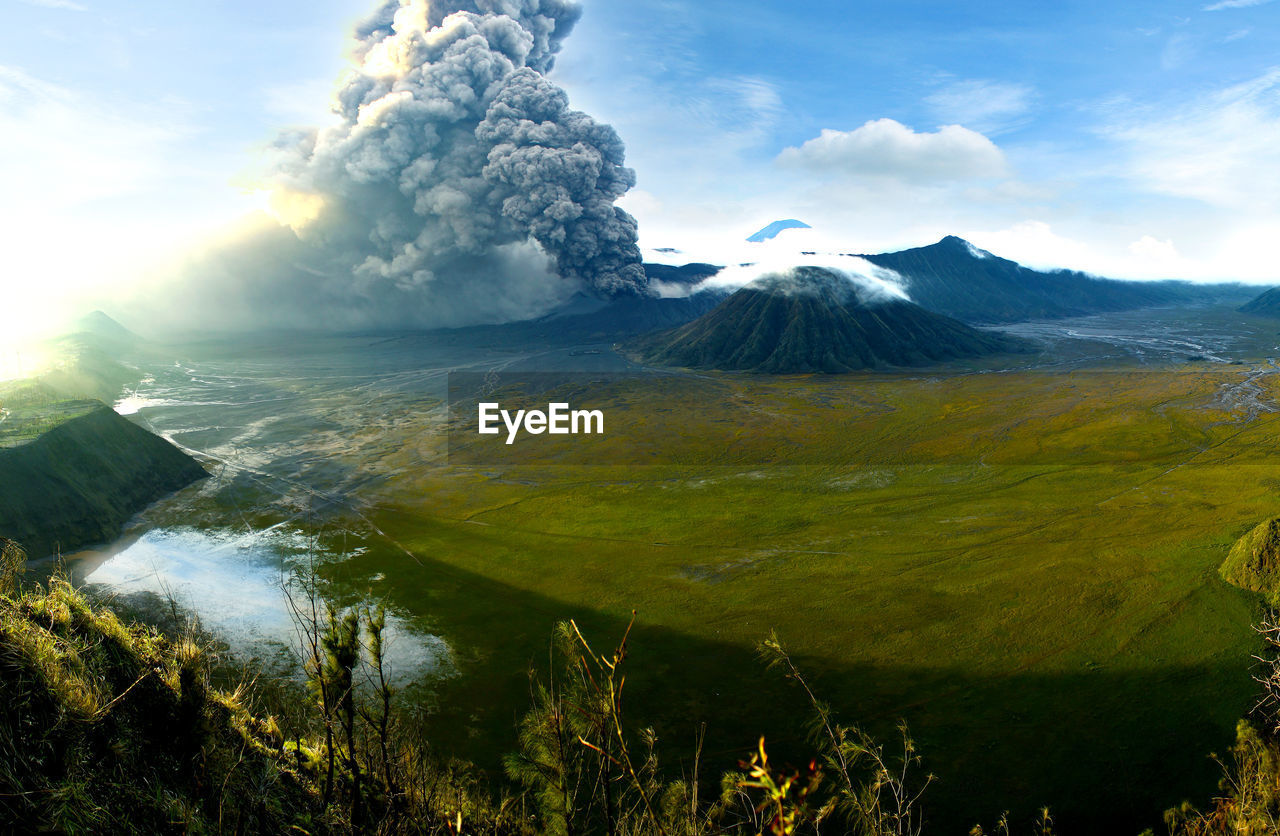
[638,266,1023,373]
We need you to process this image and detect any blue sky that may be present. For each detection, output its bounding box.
[550,0,1280,274]
[3,0,1280,337]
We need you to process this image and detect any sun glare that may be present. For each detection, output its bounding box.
[245,188,276,217]
[0,340,52,383]
[246,187,327,231]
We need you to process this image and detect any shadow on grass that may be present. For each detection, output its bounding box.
[326,540,1258,836]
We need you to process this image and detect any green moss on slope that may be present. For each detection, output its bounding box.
[0,577,322,834]
[0,404,207,558]
[1221,517,1280,603]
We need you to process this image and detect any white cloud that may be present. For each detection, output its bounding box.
[777,119,1008,183]
[960,220,1280,283]
[719,76,784,120]
[925,79,1034,134]
[1128,235,1183,264]
[16,0,87,10]
[1204,0,1273,10]
[959,223,1180,280]
[1124,235,1205,278]
[1103,68,1280,210]
[964,221,1098,273]
[616,188,663,219]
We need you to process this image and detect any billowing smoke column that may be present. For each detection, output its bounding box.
[151,0,647,332]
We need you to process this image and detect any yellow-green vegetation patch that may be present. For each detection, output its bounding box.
[339,366,1280,832]
[0,577,319,834]
[0,379,100,448]
[1221,516,1280,603]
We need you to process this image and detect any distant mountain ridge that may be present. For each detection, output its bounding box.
[426,244,1250,350]
[1240,287,1280,316]
[634,266,1024,373]
[641,263,722,287]
[862,236,1179,324]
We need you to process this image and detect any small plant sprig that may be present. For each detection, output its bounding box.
[757,631,934,836]
[736,737,823,836]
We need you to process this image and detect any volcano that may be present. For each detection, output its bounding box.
[636,266,1024,373]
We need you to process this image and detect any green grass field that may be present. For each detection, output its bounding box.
[0,380,100,447]
[287,365,1280,833]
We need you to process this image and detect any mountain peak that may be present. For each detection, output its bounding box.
[747,265,855,297]
[934,236,992,259]
[746,265,905,308]
[73,310,139,342]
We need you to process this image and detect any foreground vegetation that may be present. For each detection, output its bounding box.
[1,535,941,834]
[7,532,1280,835]
[0,538,316,832]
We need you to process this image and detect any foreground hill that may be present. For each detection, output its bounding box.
[636,266,1023,373]
[0,398,206,557]
[0,572,318,833]
[862,235,1179,324]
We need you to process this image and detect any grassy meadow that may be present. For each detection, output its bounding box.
[296,364,1280,833]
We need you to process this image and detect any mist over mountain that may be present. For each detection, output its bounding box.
[642,263,722,288]
[72,311,140,344]
[423,262,729,345]
[636,265,1022,373]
